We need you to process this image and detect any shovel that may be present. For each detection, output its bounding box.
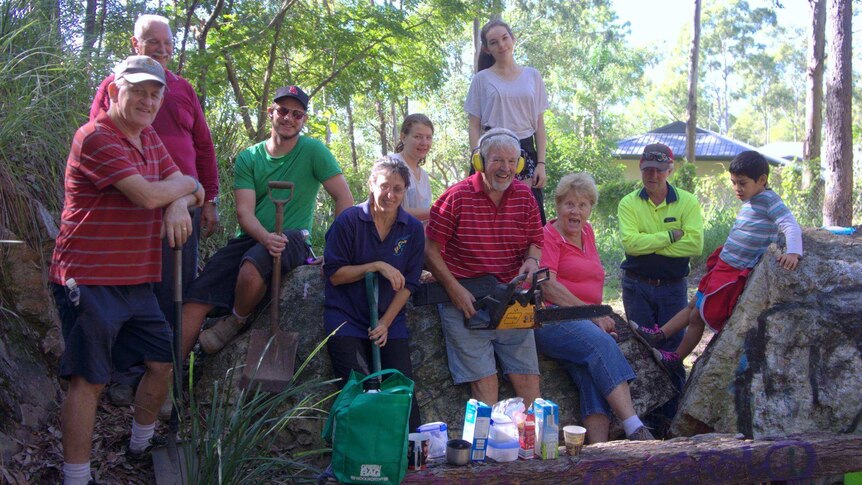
[239,181,300,393]
[364,272,383,388]
[153,248,197,485]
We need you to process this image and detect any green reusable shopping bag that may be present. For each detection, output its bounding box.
[323,368,414,484]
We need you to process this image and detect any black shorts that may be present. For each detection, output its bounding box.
[51,283,173,384]
[185,230,311,312]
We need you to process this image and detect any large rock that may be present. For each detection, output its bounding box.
[672,228,862,438]
[197,265,676,448]
[0,227,62,460]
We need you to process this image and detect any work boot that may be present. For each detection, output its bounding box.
[652,348,684,376]
[198,314,246,354]
[629,321,666,348]
[628,426,656,441]
[107,383,134,407]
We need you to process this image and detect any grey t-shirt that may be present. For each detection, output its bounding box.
[464,67,549,140]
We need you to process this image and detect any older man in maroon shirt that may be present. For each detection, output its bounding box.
[90,14,219,406]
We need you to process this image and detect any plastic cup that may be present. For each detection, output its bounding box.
[563,425,586,456]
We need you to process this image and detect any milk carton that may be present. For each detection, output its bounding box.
[533,398,559,459]
[462,399,491,462]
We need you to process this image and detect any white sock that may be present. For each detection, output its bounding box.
[622,415,645,436]
[129,419,156,452]
[63,461,91,485]
[231,307,249,322]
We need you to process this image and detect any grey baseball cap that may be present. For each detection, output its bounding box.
[113,55,166,85]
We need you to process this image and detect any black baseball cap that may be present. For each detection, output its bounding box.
[273,85,309,110]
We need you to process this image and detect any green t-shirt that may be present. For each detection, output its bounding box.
[233,136,342,237]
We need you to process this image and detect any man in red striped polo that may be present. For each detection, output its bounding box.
[425,128,543,406]
[50,55,204,485]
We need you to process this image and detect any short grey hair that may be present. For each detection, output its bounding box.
[134,14,171,39]
[368,156,411,190]
[478,128,521,164]
[554,172,598,208]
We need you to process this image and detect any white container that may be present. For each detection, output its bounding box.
[417,422,448,459]
[486,436,519,462]
[490,412,518,441]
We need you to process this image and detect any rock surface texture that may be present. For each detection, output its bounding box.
[672,228,862,438]
[197,265,676,447]
[0,228,62,460]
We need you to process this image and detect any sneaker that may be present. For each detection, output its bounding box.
[125,435,168,463]
[651,348,684,376]
[198,314,246,354]
[628,425,656,441]
[107,383,134,407]
[629,321,666,348]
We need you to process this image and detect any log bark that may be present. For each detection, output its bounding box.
[403,432,862,484]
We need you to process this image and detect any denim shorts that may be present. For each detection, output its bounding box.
[185,230,311,311]
[51,283,173,384]
[437,303,539,385]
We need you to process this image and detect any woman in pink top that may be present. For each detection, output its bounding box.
[535,173,654,443]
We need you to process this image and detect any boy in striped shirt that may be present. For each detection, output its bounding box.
[632,151,802,372]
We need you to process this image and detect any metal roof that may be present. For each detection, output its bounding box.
[615,121,786,165]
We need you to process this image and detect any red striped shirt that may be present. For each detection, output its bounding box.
[50,112,179,286]
[426,173,542,283]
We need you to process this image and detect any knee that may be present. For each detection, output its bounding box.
[688,310,705,329]
[144,361,174,380]
[238,260,265,285]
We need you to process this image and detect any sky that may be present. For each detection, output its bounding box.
[611,0,810,49]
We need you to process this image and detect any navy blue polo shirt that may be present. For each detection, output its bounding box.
[323,201,425,339]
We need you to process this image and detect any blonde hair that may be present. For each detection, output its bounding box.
[554,172,598,208]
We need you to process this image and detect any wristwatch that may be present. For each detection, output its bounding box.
[207,196,218,206]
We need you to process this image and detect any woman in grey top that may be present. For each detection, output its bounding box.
[465,19,549,224]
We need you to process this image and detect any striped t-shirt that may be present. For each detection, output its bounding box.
[426,173,543,283]
[720,189,803,269]
[50,112,179,286]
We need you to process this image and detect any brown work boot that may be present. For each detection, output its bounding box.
[198,314,246,354]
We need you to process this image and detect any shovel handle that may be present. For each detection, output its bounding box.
[268,181,294,204]
[364,272,382,375]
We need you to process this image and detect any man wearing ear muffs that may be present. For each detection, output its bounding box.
[425,128,543,407]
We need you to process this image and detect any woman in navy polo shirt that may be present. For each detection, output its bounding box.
[323,156,425,432]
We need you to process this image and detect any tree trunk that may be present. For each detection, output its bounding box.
[803,0,826,189]
[822,0,853,226]
[390,98,398,150]
[82,0,97,56]
[376,99,388,156]
[685,0,701,165]
[223,51,255,140]
[256,17,286,140]
[176,0,200,75]
[196,0,225,108]
[346,97,357,169]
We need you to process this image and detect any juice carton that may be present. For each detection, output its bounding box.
[533,398,559,459]
[517,410,535,459]
[462,399,491,462]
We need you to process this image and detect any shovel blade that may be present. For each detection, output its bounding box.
[240,329,299,393]
[152,438,197,485]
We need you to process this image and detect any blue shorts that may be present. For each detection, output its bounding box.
[437,303,539,385]
[51,283,173,384]
[185,230,311,312]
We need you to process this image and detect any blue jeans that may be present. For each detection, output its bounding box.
[534,319,635,419]
[621,274,688,432]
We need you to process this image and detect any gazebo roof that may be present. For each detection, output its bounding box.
[615,121,785,165]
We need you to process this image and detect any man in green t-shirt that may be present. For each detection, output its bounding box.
[183,85,354,355]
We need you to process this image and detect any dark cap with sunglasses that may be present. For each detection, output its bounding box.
[640,143,674,171]
[273,85,309,110]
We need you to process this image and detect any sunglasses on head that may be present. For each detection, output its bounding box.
[642,151,671,163]
[272,107,307,120]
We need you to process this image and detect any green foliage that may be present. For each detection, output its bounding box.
[182,334,337,483]
[671,162,697,193]
[770,164,823,228]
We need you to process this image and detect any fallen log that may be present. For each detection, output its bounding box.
[403,432,862,484]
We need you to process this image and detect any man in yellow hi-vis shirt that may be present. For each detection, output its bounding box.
[617,143,703,435]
